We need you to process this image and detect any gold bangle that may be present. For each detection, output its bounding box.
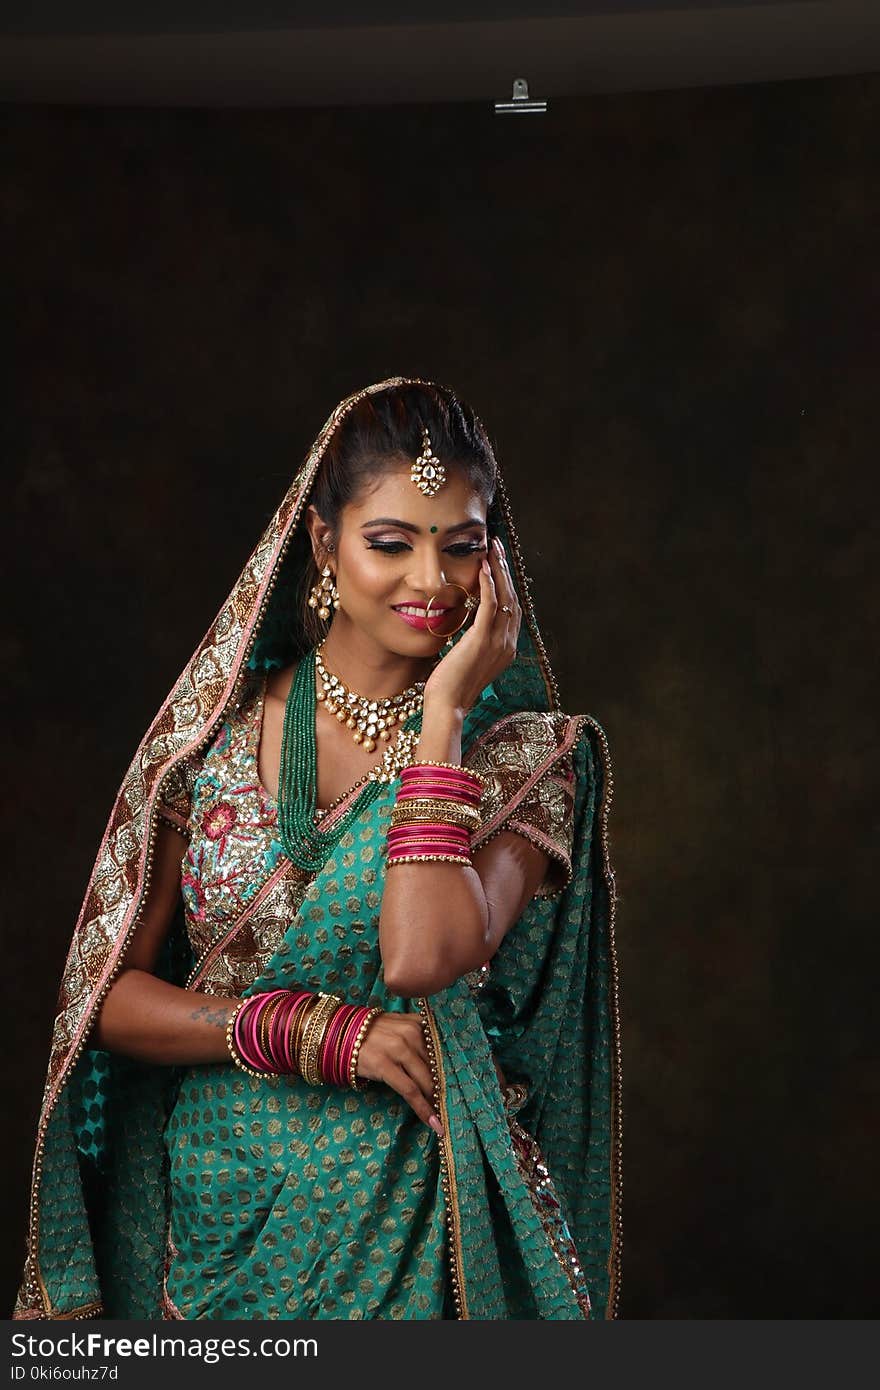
[390,799,481,830]
[288,993,317,1076]
[299,992,342,1085]
[329,1006,350,1084]
[297,993,329,1085]
[312,993,344,1085]
[349,1007,382,1090]
[259,994,287,1069]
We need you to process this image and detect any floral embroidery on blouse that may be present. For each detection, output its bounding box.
[156,673,286,962]
[155,689,579,973]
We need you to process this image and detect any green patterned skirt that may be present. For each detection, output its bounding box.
[161,1064,449,1319]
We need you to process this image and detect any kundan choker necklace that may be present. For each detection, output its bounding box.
[315,641,426,753]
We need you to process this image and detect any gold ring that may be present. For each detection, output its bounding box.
[500,605,512,614]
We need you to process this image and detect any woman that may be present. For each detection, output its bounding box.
[12,376,622,1321]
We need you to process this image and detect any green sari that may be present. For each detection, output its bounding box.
[12,376,623,1321]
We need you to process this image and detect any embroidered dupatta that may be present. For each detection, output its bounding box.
[12,376,623,1320]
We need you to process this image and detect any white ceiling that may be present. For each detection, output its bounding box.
[1,1,877,106]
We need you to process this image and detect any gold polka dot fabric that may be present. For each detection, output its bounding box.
[162,1074,448,1319]
[160,676,449,1319]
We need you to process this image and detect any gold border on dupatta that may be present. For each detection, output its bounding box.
[17,376,622,1323]
[494,463,623,1318]
[17,381,373,1318]
[417,998,469,1320]
[580,712,623,1319]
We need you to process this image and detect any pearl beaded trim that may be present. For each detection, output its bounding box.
[349,1006,382,1089]
[385,852,473,866]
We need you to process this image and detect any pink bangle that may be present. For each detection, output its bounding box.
[244,989,284,1071]
[229,988,309,1076]
[397,778,481,789]
[238,995,265,1069]
[261,993,288,1069]
[398,780,482,804]
[388,830,470,844]
[400,765,483,792]
[400,762,484,786]
[387,823,471,858]
[225,990,385,1084]
[270,991,302,1072]
[335,1007,368,1087]
[281,991,313,1073]
[388,822,470,839]
[389,840,470,856]
[319,1004,350,1086]
[388,820,471,835]
[398,772,481,788]
[230,992,282,1075]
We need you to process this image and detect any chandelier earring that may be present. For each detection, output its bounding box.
[307,547,340,622]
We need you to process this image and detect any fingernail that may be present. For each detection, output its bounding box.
[481,557,490,573]
[428,1114,443,1135]
[494,537,504,554]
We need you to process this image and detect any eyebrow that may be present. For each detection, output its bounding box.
[360,517,486,535]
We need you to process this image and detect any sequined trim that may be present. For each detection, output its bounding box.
[508,1116,592,1318]
[466,712,579,897]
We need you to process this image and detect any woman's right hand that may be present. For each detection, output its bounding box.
[355,1011,443,1135]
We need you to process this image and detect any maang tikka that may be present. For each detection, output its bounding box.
[307,546,340,622]
[411,425,447,497]
[411,422,479,644]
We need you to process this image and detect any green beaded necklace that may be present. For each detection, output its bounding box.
[277,646,425,871]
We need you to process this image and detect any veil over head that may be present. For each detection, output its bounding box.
[13,376,622,1321]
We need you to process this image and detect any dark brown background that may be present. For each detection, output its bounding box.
[3,71,878,1317]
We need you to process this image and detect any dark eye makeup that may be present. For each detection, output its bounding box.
[365,540,486,556]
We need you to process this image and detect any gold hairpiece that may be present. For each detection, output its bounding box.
[411,425,447,497]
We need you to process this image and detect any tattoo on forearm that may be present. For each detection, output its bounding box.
[189,1003,233,1029]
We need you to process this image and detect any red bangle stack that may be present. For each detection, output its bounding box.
[225,988,381,1089]
[386,761,485,867]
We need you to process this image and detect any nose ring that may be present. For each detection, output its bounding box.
[425,583,480,636]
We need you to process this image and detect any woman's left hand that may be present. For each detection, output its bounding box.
[422,536,522,714]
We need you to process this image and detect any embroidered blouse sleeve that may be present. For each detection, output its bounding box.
[504,749,576,897]
[155,756,201,840]
[466,712,578,899]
